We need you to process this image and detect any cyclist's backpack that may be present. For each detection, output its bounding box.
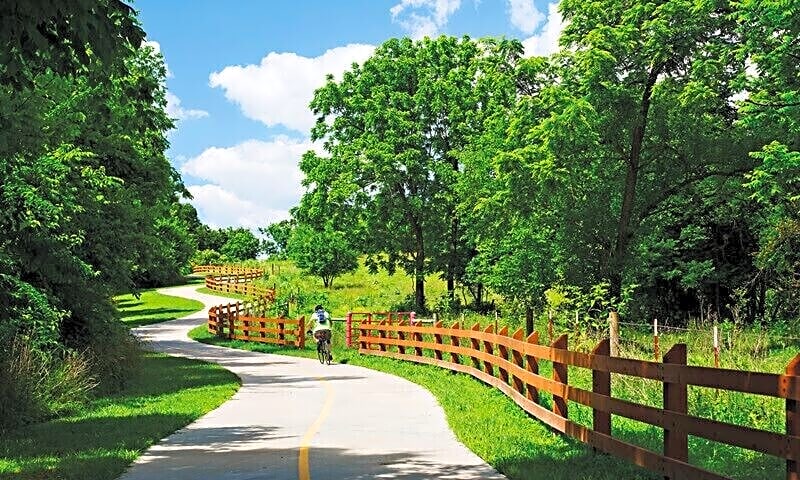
[317,310,326,324]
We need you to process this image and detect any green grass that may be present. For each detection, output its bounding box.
[115,290,204,327]
[0,353,239,480]
[195,286,250,301]
[249,259,449,317]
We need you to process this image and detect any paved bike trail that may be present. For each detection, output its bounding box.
[120,283,506,480]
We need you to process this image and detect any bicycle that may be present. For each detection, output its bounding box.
[309,330,332,365]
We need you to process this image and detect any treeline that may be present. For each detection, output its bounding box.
[285,0,798,326]
[0,1,198,427]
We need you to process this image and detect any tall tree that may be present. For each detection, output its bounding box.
[559,0,743,298]
[302,36,521,312]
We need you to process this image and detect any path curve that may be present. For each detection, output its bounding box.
[120,283,506,480]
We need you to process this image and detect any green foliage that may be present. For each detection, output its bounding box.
[190,248,228,266]
[301,36,523,312]
[0,2,197,428]
[219,228,262,261]
[0,0,145,88]
[259,219,294,258]
[287,225,358,288]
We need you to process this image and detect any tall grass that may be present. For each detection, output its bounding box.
[0,339,97,430]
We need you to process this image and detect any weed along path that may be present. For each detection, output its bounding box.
[121,283,505,480]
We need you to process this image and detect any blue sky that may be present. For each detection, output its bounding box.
[132,0,564,229]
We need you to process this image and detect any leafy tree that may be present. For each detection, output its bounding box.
[0,0,145,88]
[219,228,262,261]
[288,225,358,288]
[259,220,295,258]
[0,8,186,403]
[302,36,522,312]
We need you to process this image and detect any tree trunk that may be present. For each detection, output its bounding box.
[525,305,534,335]
[447,272,455,302]
[610,63,662,297]
[412,220,426,313]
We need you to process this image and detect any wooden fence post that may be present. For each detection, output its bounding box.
[592,338,611,436]
[413,320,423,356]
[526,331,540,403]
[787,353,800,480]
[297,316,305,349]
[663,343,688,473]
[346,312,353,348]
[483,325,495,376]
[497,326,510,384]
[278,319,285,345]
[359,316,370,350]
[378,319,388,352]
[227,303,234,340]
[260,318,266,341]
[397,320,407,354]
[654,318,660,361]
[433,321,444,361]
[609,311,620,357]
[552,334,568,418]
[449,322,461,364]
[470,323,482,370]
[511,328,526,395]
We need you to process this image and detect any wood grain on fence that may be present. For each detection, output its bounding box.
[358,321,800,480]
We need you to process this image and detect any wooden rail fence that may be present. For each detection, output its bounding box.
[192,265,276,301]
[193,265,302,347]
[207,300,305,348]
[358,320,800,480]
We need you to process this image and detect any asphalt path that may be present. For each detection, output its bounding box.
[119,283,505,480]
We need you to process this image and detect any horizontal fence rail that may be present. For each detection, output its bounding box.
[192,265,276,302]
[358,320,800,480]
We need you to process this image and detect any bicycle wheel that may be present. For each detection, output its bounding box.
[325,343,332,365]
[317,342,326,364]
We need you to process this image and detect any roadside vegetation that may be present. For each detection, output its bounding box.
[0,288,239,480]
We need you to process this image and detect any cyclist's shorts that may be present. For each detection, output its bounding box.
[314,330,332,342]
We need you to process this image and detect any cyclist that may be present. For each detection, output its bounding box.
[309,304,332,359]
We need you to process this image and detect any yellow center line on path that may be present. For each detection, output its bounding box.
[298,376,335,480]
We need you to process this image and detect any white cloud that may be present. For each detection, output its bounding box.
[521,2,564,57]
[209,44,375,133]
[181,136,322,227]
[390,0,462,39]
[166,91,209,120]
[187,184,290,229]
[508,0,544,34]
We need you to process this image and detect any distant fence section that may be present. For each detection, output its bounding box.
[358,319,800,480]
[192,265,302,347]
[192,265,276,302]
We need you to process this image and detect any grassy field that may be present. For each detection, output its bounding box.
[238,259,449,317]
[115,290,204,327]
[0,290,240,480]
[194,259,794,480]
